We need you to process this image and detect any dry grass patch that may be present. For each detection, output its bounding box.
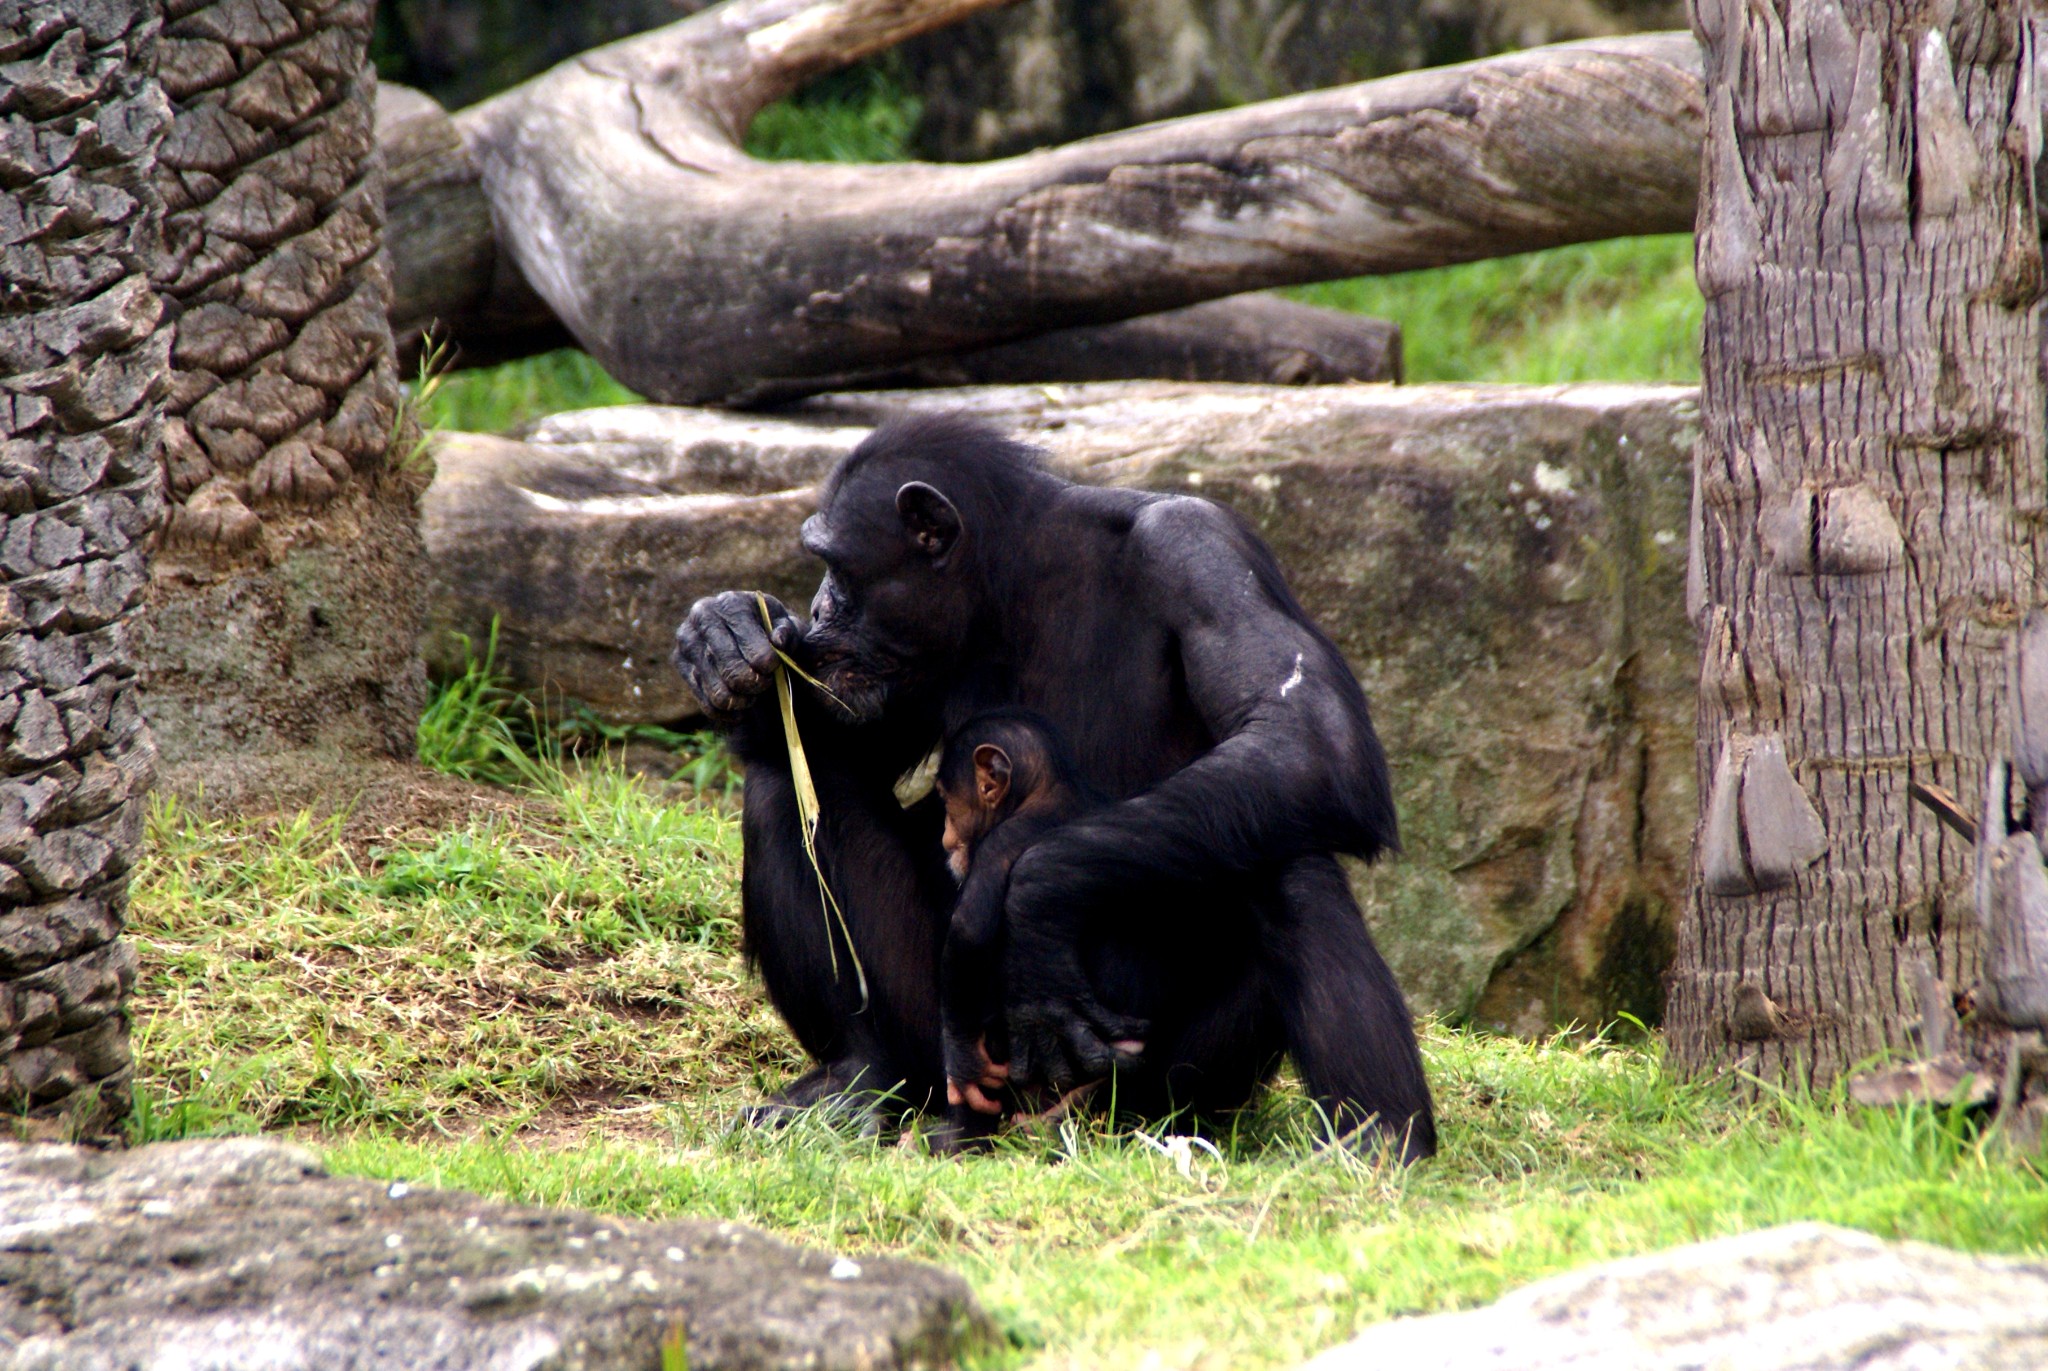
[128,766,796,1138]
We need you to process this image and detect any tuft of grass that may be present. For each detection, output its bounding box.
[1287,234,1703,384]
[745,63,920,164]
[128,770,778,1136]
[419,625,741,797]
[423,348,641,436]
[416,624,547,788]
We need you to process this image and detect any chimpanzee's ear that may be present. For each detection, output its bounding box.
[896,482,963,564]
[972,743,1011,808]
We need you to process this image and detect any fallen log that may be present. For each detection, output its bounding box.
[377,0,1705,403]
[380,81,1402,388]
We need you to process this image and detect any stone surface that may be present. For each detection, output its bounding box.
[899,0,1689,161]
[0,1137,993,1370]
[1301,1223,2048,1371]
[422,381,1699,1030]
[370,0,1685,158]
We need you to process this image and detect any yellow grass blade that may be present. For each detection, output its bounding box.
[759,595,868,1010]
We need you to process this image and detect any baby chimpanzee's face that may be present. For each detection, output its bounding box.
[938,784,979,884]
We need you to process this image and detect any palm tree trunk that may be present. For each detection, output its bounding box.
[1669,0,2047,1083]
[1,0,173,1135]
[138,0,425,767]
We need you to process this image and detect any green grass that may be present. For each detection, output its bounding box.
[1287,234,1703,384]
[129,771,777,1136]
[127,742,2046,1370]
[422,348,641,437]
[327,1074,2046,1368]
[744,63,921,164]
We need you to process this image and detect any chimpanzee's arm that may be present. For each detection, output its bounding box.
[939,811,1068,1101]
[675,589,952,1102]
[1004,497,1398,1084]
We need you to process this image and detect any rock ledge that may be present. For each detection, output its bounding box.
[0,1138,992,1370]
[1304,1222,2048,1371]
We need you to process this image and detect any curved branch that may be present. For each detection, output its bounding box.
[381,0,1706,404]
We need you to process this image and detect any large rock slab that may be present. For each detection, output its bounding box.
[0,1138,992,1370]
[422,382,1701,1030]
[1303,1223,2048,1371]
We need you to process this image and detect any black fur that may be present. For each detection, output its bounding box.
[673,413,1436,1159]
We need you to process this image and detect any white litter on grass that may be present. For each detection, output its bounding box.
[1137,1130,1222,1180]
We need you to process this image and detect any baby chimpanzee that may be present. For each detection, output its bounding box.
[934,708,1129,1145]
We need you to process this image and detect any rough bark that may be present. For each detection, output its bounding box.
[0,0,172,1135]
[734,295,1403,398]
[1669,0,2048,1084]
[379,0,1705,404]
[138,0,426,763]
[382,78,1402,388]
[366,0,1688,152]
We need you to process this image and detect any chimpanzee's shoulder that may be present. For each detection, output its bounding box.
[1129,492,1262,575]
[1046,488,1266,609]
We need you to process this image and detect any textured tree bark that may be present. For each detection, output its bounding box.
[1669,0,2048,1084]
[377,0,1704,404]
[137,0,426,763]
[0,0,172,1134]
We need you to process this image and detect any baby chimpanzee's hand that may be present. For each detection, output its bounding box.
[943,1032,1009,1116]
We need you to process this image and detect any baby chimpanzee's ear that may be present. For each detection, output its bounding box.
[972,743,1012,808]
[895,482,963,563]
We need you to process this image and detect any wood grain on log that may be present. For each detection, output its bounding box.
[377,6,1704,403]
[739,296,1402,398]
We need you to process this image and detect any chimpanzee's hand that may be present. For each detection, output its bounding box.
[672,591,801,721]
[1003,919,1148,1089]
[943,1025,1008,1117]
[1007,967,1148,1089]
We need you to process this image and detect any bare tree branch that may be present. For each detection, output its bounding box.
[382,2,1705,403]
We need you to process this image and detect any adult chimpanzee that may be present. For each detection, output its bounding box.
[672,414,1436,1159]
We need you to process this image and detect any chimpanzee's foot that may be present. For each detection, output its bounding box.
[1010,1079,1101,1127]
[734,1059,897,1136]
[922,1107,1003,1156]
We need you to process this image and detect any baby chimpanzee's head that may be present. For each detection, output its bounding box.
[935,708,1077,883]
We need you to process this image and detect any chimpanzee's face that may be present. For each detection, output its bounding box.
[797,470,975,723]
[937,783,983,883]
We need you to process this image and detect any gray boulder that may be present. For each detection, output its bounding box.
[1301,1223,2048,1371]
[421,381,1699,1032]
[899,0,1689,161]
[0,1137,992,1371]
